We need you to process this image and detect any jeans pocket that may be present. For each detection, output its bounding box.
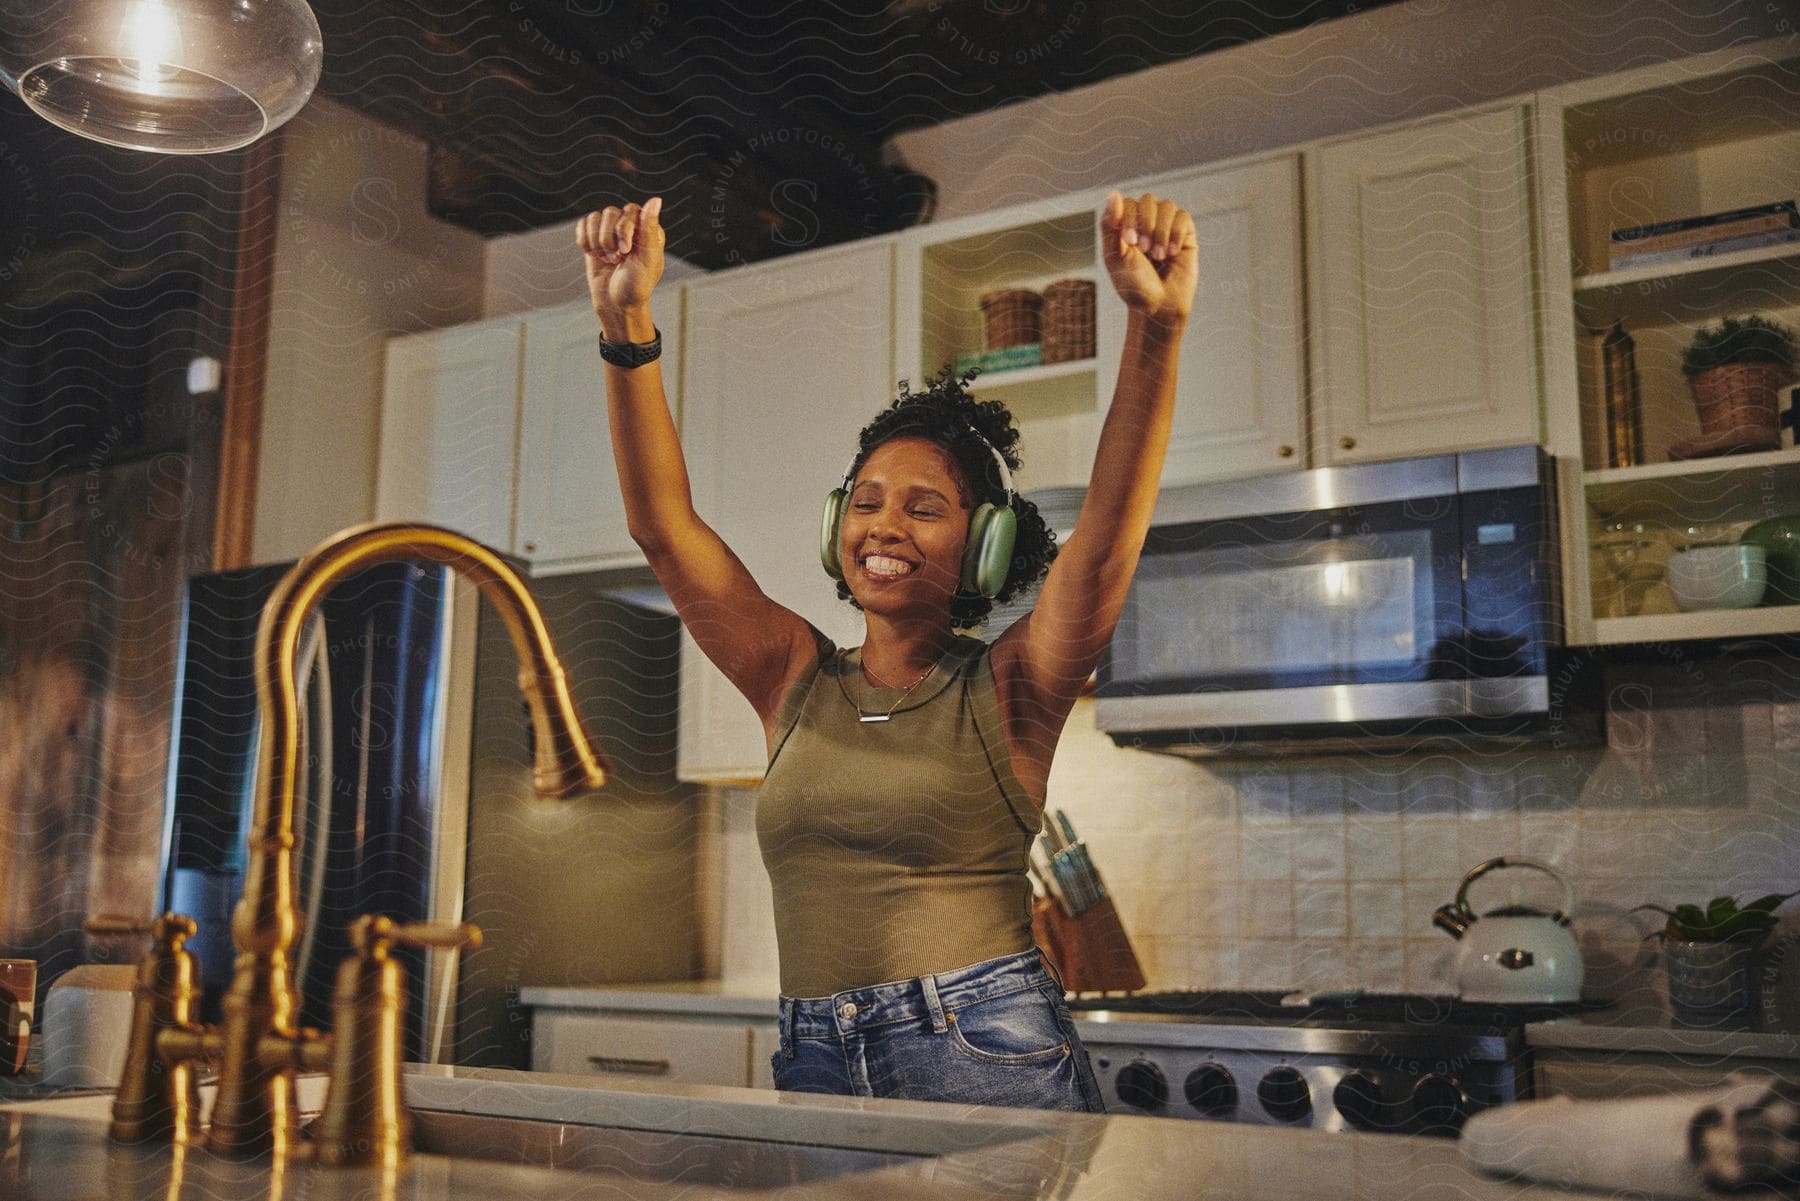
[945,990,1071,1066]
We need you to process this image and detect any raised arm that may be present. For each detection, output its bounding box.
[577,200,816,731]
[991,189,1197,712]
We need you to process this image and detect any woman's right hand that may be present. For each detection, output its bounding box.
[576,197,664,324]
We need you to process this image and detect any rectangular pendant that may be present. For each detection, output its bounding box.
[858,714,890,723]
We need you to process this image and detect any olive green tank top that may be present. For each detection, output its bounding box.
[756,629,1043,998]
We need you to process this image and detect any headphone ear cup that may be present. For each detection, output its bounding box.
[959,504,1018,599]
[959,503,994,595]
[821,488,848,580]
[975,505,1017,599]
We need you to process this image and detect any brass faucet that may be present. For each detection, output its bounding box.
[95,523,608,1165]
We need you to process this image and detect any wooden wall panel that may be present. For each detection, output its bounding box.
[0,456,189,983]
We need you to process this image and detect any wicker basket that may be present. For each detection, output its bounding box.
[979,288,1042,350]
[1041,278,1096,364]
[1688,362,1791,445]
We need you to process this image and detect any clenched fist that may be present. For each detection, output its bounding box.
[1101,189,1198,323]
[576,197,665,325]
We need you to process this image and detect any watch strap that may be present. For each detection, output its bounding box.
[598,325,662,368]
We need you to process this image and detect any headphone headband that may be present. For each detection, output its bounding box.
[837,426,1015,507]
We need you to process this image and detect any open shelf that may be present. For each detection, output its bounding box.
[1584,448,1800,524]
[1573,241,1800,329]
[914,203,1105,492]
[1591,604,1800,646]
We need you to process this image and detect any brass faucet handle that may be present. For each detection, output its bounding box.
[395,921,483,952]
[84,913,197,941]
[347,915,482,957]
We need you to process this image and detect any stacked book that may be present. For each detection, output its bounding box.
[952,342,1041,378]
[1608,200,1800,272]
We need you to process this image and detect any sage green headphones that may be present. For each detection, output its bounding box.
[820,430,1018,599]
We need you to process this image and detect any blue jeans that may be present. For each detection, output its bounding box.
[771,949,1107,1113]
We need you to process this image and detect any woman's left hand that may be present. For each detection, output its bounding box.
[1101,189,1198,323]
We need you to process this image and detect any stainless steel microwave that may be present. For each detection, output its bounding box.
[1094,446,1585,756]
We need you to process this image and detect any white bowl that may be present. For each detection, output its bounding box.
[1667,544,1766,611]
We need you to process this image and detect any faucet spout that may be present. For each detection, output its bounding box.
[205,522,608,1156]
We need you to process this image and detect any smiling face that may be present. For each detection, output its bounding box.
[839,436,974,619]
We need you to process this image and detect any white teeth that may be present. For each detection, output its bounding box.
[864,555,914,577]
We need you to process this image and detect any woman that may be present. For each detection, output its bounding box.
[576,188,1196,1113]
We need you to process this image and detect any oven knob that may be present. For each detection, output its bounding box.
[1410,1073,1469,1134]
[1183,1062,1238,1116]
[1115,1060,1168,1112]
[1257,1066,1312,1123]
[1333,1071,1389,1132]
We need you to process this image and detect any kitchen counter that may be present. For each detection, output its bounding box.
[0,1063,1668,1200]
[1524,1010,1800,1062]
[523,981,1800,1062]
[520,980,780,1021]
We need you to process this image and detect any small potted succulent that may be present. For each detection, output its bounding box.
[1636,891,1800,1018]
[1672,315,1797,459]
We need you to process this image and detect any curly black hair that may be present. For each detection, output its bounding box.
[835,364,1060,630]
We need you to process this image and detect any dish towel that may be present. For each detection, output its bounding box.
[1460,1072,1800,1198]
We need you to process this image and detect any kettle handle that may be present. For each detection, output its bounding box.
[1451,856,1577,926]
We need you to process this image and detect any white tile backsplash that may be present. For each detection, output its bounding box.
[714,676,1800,1001]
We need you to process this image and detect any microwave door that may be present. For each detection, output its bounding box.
[1099,497,1467,727]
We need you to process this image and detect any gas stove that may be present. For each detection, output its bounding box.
[1065,990,1600,1135]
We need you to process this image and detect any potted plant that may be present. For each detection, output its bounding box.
[1672,315,1797,459]
[1636,891,1800,1018]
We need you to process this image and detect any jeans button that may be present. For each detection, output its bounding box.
[838,1001,858,1021]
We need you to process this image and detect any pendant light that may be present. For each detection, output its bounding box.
[0,0,323,154]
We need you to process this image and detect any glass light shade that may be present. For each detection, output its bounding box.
[0,0,323,153]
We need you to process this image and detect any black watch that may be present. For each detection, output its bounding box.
[598,326,662,369]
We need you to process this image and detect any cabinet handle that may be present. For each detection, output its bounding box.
[588,1055,672,1075]
[1338,435,1357,451]
[524,541,537,553]
[1277,444,1294,458]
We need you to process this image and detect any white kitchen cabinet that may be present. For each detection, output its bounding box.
[676,240,896,782]
[749,1022,779,1089]
[376,297,679,572]
[1309,105,1540,466]
[517,298,681,573]
[376,315,522,551]
[1099,156,1307,483]
[532,1011,754,1087]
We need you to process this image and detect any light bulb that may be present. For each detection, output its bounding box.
[123,0,183,96]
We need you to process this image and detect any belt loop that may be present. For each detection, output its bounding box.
[1036,946,1068,994]
[921,973,948,1033]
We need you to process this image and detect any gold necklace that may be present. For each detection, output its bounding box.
[851,654,935,724]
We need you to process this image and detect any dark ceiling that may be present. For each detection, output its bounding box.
[0,0,1398,300]
[308,0,1393,268]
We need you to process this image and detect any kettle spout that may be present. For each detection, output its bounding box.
[1432,903,1473,939]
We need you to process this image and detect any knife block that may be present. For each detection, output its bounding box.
[1031,893,1146,994]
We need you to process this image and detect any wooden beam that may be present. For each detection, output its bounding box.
[212,133,282,572]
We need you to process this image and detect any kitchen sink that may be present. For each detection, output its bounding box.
[411,1107,931,1187]
[400,1068,1077,1196]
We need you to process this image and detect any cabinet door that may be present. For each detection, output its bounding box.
[375,317,521,551]
[517,297,682,573]
[677,242,895,782]
[1311,107,1539,464]
[532,1011,751,1087]
[1100,158,1306,484]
